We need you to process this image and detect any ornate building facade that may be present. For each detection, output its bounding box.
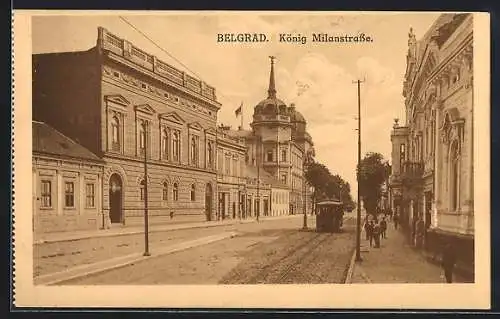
[389,13,474,279]
[242,57,315,217]
[32,27,315,233]
[215,125,247,220]
[33,27,221,228]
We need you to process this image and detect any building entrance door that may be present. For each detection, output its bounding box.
[109,174,123,224]
[205,183,213,221]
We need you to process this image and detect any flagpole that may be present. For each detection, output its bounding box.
[241,103,244,130]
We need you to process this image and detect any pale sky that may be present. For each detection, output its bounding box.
[31,12,441,195]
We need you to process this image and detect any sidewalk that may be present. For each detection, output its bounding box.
[34,214,302,245]
[349,226,468,284]
[35,231,238,285]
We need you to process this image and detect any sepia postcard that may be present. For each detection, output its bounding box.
[13,10,490,309]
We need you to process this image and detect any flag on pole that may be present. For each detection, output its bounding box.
[235,102,243,117]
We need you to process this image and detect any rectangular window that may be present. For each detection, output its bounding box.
[64,182,75,208]
[232,158,238,176]
[267,150,273,162]
[281,150,287,162]
[85,183,95,208]
[281,174,287,184]
[41,180,52,208]
[218,152,224,173]
[225,156,230,175]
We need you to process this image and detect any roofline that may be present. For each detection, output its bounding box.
[33,121,104,163]
[33,151,105,165]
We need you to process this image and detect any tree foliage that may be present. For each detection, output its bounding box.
[357,152,391,215]
[304,161,355,212]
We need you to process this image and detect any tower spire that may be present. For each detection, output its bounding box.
[268,56,277,98]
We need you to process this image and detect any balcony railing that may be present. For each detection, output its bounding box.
[99,27,217,102]
[401,161,424,181]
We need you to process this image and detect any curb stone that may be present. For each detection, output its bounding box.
[35,231,238,285]
[344,248,357,284]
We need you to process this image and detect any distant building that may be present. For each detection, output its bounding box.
[389,14,473,278]
[32,27,221,227]
[216,125,246,220]
[32,121,104,233]
[241,57,315,217]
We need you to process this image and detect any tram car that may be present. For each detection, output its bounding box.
[315,200,344,233]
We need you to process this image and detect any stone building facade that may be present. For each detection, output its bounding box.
[243,57,315,217]
[215,125,247,220]
[389,13,474,279]
[32,121,105,233]
[32,27,221,227]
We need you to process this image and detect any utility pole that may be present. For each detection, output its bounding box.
[302,157,307,230]
[143,121,150,257]
[256,136,261,222]
[353,79,364,262]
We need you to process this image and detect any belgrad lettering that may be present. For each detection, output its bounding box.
[217,33,268,43]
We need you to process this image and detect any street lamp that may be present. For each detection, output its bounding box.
[302,150,313,230]
[309,185,315,216]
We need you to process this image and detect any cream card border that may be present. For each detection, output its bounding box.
[12,10,491,309]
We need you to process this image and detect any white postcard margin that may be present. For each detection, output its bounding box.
[12,11,491,309]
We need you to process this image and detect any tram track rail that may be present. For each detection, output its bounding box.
[246,232,331,284]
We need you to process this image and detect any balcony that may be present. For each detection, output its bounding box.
[401,161,424,183]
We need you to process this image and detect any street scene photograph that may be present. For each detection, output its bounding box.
[14,11,490,309]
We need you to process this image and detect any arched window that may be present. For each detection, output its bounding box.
[140,179,145,200]
[190,184,196,201]
[207,141,213,167]
[139,120,148,156]
[173,183,179,201]
[111,116,120,151]
[450,141,460,211]
[162,182,168,201]
[161,128,169,160]
[191,136,197,165]
[172,131,180,162]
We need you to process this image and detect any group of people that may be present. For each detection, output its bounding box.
[362,209,458,283]
[363,212,394,248]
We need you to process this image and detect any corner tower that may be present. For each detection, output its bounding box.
[251,56,292,185]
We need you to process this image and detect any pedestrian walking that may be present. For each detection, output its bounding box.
[364,218,369,240]
[441,242,456,283]
[372,222,381,248]
[367,221,374,247]
[380,217,387,239]
[393,213,399,230]
[415,217,425,249]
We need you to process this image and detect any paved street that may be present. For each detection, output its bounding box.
[53,216,355,285]
[350,223,470,284]
[35,213,462,286]
[34,216,303,278]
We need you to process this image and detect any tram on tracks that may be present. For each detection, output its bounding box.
[315,200,344,233]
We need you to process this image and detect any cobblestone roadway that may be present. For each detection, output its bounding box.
[34,217,303,277]
[61,216,355,285]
